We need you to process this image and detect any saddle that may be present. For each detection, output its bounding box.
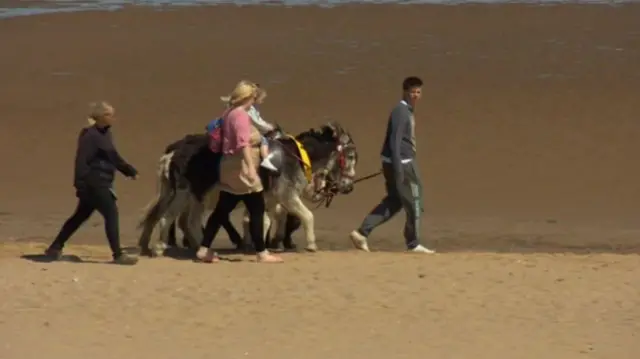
[263,135,312,183]
[286,135,312,182]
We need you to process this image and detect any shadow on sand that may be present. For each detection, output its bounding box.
[156,246,246,262]
[19,246,143,265]
[362,236,640,255]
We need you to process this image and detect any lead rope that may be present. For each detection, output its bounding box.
[312,169,383,210]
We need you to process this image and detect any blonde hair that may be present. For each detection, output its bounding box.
[86,101,113,126]
[220,80,258,108]
[255,87,267,103]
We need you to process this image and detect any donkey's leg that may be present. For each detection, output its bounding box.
[140,215,168,258]
[268,203,288,250]
[283,214,301,250]
[263,200,277,249]
[167,220,179,247]
[138,194,166,257]
[184,199,205,250]
[282,196,317,252]
[241,208,251,249]
[151,216,170,257]
[176,211,191,248]
[258,193,269,246]
[155,189,191,257]
[262,211,271,247]
[138,216,159,257]
[140,152,175,256]
[176,195,202,249]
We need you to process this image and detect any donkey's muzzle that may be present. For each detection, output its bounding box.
[339,182,354,194]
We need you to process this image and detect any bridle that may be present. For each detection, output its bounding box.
[335,143,357,181]
[325,142,356,182]
[309,139,356,208]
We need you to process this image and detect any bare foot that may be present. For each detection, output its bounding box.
[196,247,219,263]
[256,251,284,263]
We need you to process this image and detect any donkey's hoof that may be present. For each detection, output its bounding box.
[152,247,165,257]
[267,239,283,250]
[140,247,156,258]
[304,244,318,253]
[283,243,298,252]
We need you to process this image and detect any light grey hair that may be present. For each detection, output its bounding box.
[89,101,113,120]
[86,101,113,125]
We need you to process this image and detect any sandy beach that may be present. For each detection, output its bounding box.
[1,3,639,358]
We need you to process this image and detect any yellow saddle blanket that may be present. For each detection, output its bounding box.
[285,134,312,182]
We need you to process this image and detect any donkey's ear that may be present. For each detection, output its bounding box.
[327,121,342,138]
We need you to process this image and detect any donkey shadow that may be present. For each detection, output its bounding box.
[161,246,244,262]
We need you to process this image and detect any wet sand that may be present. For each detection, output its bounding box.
[1,4,639,359]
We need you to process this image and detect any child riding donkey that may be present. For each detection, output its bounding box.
[210,84,279,174]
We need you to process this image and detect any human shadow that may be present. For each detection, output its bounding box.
[20,254,105,265]
[366,235,640,255]
[19,245,144,265]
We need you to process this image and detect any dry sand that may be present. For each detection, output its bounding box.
[1,4,639,359]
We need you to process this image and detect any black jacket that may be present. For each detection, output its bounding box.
[73,125,138,191]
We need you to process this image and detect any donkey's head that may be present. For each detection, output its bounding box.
[297,121,358,195]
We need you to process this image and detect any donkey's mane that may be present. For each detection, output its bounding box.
[295,123,341,143]
[290,123,344,162]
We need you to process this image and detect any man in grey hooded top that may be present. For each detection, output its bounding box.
[349,76,435,254]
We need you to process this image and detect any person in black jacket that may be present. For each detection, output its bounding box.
[45,102,139,265]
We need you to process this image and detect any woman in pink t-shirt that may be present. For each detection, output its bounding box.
[197,80,283,264]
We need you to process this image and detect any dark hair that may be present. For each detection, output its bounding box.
[402,76,423,91]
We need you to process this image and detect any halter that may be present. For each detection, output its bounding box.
[329,143,356,180]
[309,139,356,208]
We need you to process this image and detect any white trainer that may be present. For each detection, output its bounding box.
[260,155,278,172]
[409,244,435,254]
[349,230,370,252]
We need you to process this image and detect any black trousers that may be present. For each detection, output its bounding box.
[201,190,266,253]
[49,186,123,258]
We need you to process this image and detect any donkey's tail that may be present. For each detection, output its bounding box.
[137,152,176,230]
[137,189,176,230]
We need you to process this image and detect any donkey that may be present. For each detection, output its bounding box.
[161,126,299,250]
[137,122,358,256]
[154,134,246,250]
[137,131,275,256]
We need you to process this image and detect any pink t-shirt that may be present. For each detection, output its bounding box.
[216,106,252,155]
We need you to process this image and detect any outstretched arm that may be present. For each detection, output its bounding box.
[96,132,138,178]
[248,106,275,134]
